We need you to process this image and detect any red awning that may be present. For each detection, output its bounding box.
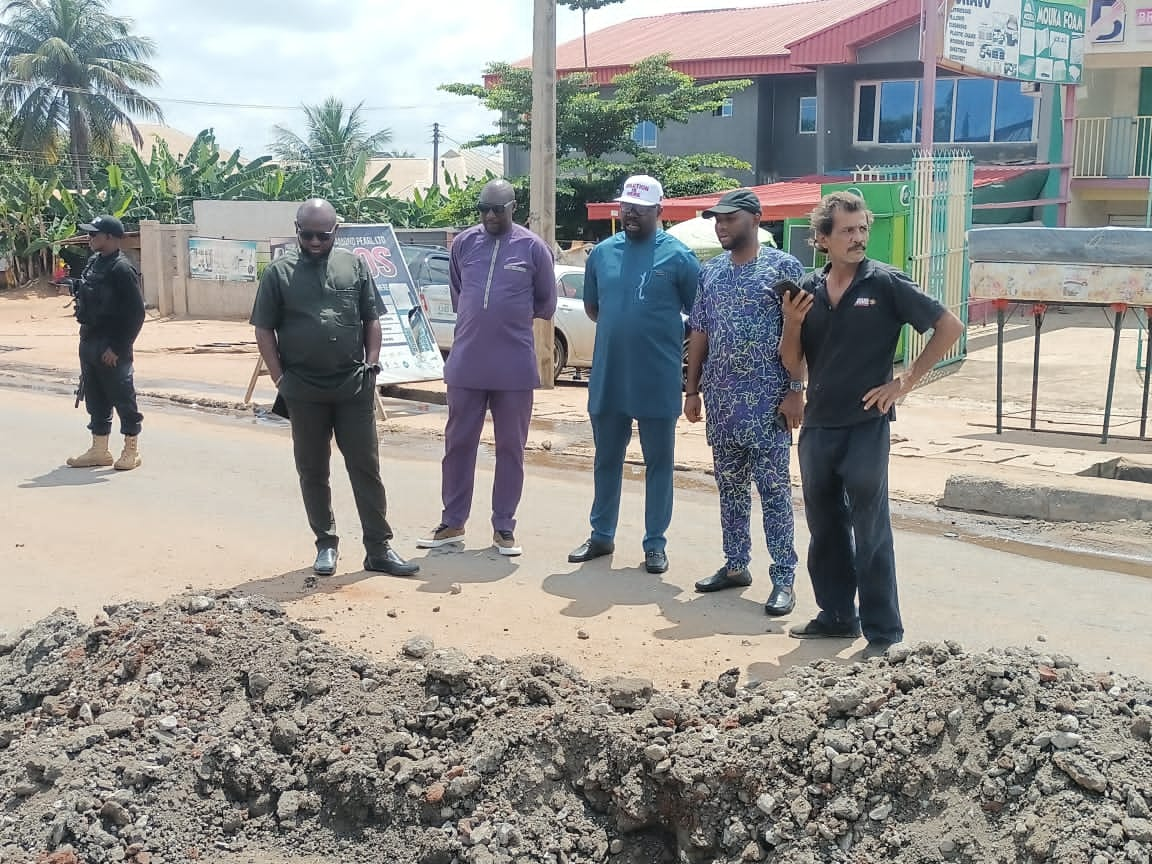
[585,167,1036,224]
[586,181,823,223]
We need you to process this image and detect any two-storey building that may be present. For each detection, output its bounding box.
[502,0,1057,220]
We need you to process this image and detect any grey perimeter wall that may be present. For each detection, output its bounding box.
[192,200,301,242]
[142,201,309,319]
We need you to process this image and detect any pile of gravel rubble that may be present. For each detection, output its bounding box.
[1,593,1151,864]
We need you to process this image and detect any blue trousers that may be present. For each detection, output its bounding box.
[589,413,676,553]
[797,418,902,644]
[713,443,796,586]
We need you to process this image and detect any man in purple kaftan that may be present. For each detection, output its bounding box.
[417,180,556,556]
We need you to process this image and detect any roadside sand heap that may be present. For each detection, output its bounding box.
[2,596,1151,864]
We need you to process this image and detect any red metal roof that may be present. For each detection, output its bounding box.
[787,0,922,66]
[501,0,901,85]
[586,167,1038,223]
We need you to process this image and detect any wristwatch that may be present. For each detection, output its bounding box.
[788,380,805,392]
[367,362,382,376]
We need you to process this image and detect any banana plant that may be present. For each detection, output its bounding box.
[0,124,503,281]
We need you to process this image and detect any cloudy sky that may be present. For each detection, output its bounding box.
[112,0,778,160]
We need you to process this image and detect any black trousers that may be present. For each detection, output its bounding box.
[284,385,392,554]
[80,347,142,437]
[797,418,902,644]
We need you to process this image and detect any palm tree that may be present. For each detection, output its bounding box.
[270,97,393,173]
[0,0,163,185]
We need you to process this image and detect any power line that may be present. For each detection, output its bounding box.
[0,138,503,172]
[1,144,436,162]
[0,78,471,112]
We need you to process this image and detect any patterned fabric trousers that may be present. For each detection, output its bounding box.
[712,442,797,585]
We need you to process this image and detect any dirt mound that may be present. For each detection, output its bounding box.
[1,595,1151,864]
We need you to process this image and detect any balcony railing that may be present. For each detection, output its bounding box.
[1073,116,1152,179]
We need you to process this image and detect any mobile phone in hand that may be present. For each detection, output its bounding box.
[773,279,801,301]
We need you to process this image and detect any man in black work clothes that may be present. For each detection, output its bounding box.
[67,215,146,471]
[251,198,418,578]
[779,191,963,658]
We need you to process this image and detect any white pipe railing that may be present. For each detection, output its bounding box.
[1073,116,1152,178]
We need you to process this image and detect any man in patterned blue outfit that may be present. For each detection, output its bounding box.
[684,190,807,616]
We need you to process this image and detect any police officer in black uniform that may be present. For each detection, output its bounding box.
[66,215,146,471]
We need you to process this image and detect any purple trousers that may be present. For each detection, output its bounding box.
[442,386,534,533]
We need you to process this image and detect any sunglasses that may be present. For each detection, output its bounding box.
[297,229,334,242]
[477,203,508,215]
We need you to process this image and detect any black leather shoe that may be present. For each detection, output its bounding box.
[568,538,614,563]
[313,546,338,576]
[695,567,752,593]
[789,617,862,640]
[763,584,796,617]
[363,547,419,577]
[645,550,669,574]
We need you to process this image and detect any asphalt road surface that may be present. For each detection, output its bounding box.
[2,386,1151,686]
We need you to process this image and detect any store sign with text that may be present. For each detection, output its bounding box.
[939,0,1087,83]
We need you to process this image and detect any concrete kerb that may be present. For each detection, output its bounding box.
[942,470,1152,522]
[380,383,449,406]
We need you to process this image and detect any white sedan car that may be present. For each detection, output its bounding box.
[418,264,689,385]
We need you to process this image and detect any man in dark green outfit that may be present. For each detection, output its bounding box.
[251,198,418,578]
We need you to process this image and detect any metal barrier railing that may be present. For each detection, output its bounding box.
[1073,116,1152,178]
[907,151,974,370]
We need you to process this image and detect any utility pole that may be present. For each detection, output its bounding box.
[431,122,441,189]
[529,0,557,389]
[919,0,938,154]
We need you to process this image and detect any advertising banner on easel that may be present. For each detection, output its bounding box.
[270,225,444,385]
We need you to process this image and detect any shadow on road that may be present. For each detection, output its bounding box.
[228,544,520,604]
[543,561,795,642]
[746,638,862,683]
[543,559,684,618]
[19,465,114,488]
[406,543,519,593]
[229,566,377,603]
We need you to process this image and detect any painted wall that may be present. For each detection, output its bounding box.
[140,220,261,319]
[1077,67,1143,116]
[757,75,820,181]
[1068,193,1152,226]
[192,200,302,242]
[856,26,923,63]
